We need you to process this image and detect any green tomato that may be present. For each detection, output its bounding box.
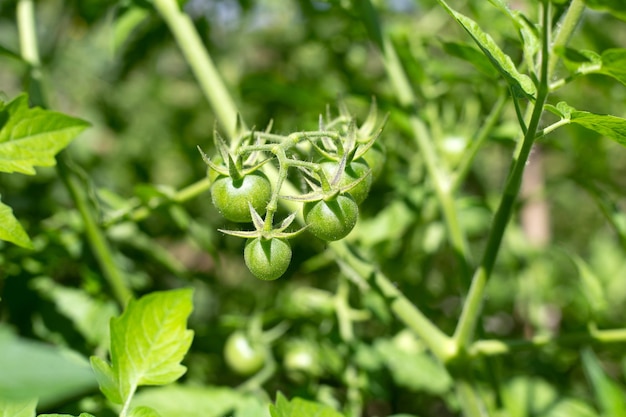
[224,331,266,375]
[210,172,271,223]
[284,342,322,381]
[303,195,358,241]
[319,159,372,204]
[244,237,292,280]
[361,141,386,181]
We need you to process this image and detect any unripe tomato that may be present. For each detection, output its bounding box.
[244,237,292,280]
[303,195,358,241]
[210,172,271,223]
[319,159,372,204]
[361,142,386,181]
[284,342,322,381]
[224,331,266,375]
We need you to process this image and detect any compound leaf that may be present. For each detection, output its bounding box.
[0,197,32,249]
[0,94,89,175]
[583,0,626,21]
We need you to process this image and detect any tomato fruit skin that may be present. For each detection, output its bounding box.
[319,159,372,204]
[303,195,358,241]
[244,237,292,280]
[224,331,266,375]
[210,172,271,222]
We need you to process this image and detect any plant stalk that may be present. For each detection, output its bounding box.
[16,0,132,307]
[453,0,553,349]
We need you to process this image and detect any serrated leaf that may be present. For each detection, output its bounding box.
[131,385,246,417]
[91,289,194,406]
[435,0,536,98]
[0,94,89,175]
[0,197,32,248]
[570,111,626,147]
[581,348,626,417]
[269,392,344,417]
[90,356,123,404]
[0,398,36,417]
[128,406,162,417]
[598,49,626,87]
[0,326,96,407]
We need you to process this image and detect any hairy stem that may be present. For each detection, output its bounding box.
[453,0,553,349]
[16,0,132,306]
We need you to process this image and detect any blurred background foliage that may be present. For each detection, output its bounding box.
[1,0,626,415]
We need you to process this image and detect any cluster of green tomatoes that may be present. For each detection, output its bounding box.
[200,103,386,280]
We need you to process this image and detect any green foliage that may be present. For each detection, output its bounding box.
[3,0,626,416]
[270,392,344,417]
[90,289,194,412]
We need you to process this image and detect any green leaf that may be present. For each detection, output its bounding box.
[374,336,452,394]
[0,398,36,417]
[128,406,163,417]
[131,385,246,417]
[0,94,89,175]
[583,0,626,21]
[38,414,95,417]
[90,289,194,406]
[269,392,344,417]
[570,111,626,147]
[598,49,626,87]
[32,277,118,349]
[0,197,32,249]
[0,326,96,407]
[581,348,626,417]
[570,255,607,316]
[435,0,536,98]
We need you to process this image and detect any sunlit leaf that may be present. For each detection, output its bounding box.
[131,385,246,417]
[0,197,32,249]
[0,94,89,175]
[270,392,344,417]
[0,398,36,417]
[435,0,537,98]
[90,289,194,406]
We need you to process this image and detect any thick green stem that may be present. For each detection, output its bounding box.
[453,1,553,349]
[16,0,132,307]
[547,0,587,78]
[330,241,456,362]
